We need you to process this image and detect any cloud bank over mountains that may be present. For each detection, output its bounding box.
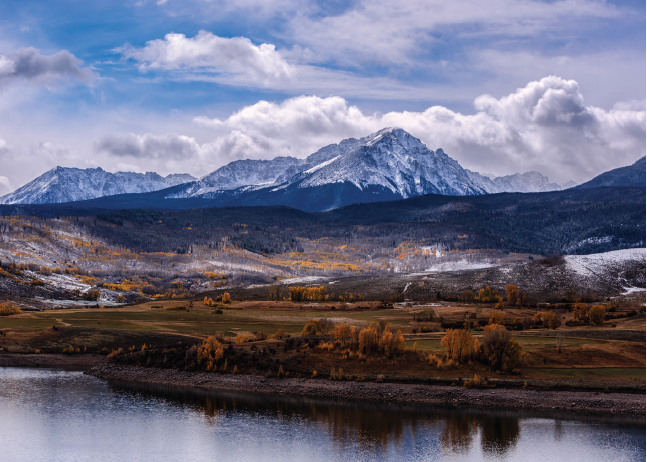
[95,76,644,184]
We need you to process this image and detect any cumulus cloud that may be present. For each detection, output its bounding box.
[0,48,95,85]
[193,76,645,183]
[118,31,294,86]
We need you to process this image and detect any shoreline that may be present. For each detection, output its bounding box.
[1,354,643,419]
[87,363,645,419]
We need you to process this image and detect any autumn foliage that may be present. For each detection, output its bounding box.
[197,336,224,372]
[357,322,405,358]
[588,305,606,325]
[0,301,22,316]
[480,324,526,372]
[301,318,334,336]
[440,328,477,363]
[533,310,561,329]
[289,286,327,301]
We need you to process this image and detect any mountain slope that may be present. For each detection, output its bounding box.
[0,167,196,205]
[575,156,645,189]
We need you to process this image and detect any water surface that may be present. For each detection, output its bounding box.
[0,367,644,461]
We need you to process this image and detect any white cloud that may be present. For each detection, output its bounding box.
[0,176,11,195]
[119,31,294,86]
[194,95,376,160]
[286,0,624,68]
[193,76,645,183]
[0,47,95,85]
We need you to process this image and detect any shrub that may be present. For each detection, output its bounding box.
[222,292,231,304]
[535,310,561,329]
[0,301,22,316]
[489,310,504,325]
[275,328,286,339]
[301,318,334,337]
[107,347,123,360]
[426,352,455,370]
[83,289,101,301]
[464,374,487,388]
[589,305,606,325]
[480,324,526,372]
[165,305,186,311]
[573,303,589,322]
[318,341,335,351]
[234,335,252,344]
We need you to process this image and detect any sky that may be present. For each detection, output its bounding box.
[0,0,644,194]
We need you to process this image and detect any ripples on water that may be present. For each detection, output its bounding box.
[0,367,644,462]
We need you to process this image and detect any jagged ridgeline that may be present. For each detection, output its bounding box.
[2,186,643,256]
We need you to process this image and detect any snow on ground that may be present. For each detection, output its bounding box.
[621,286,646,296]
[38,273,91,292]
[565,248,645,279]
[425,260,500,273]
[277,276,330,285]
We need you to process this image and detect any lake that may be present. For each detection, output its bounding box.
[0,367,644,461]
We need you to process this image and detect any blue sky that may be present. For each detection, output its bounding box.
[0,0,644,192]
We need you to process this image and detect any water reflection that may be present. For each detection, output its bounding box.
[0,368,644,462]
[105,380,604,459]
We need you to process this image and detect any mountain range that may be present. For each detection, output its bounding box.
[0,128,643,212]
[0,167,195,205]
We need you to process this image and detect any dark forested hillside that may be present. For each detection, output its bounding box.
[575,157,645,189]
[6,186,641,257]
